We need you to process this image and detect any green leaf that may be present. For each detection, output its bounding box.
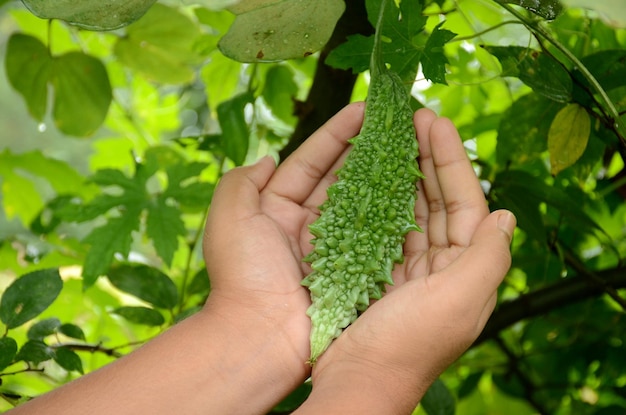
[272,382,312,412]
[422,22,457,85]
[62,194,140,223]
[146,197,186,266]
[496,93,563,167]
[59,323,86,341]
[483,46,573,102]
[0,269,63,329]
[82,207,143,289]
[218,0,345,62]
[53,347,84,374]
[51,51,112,136]
[497,0,563,20]
[0,163,44,225]
[15,340,55,365]
[217,92,253,165]
[161,160,208,190]
[262,65,298,123]
[114,4,202,84]
[27,317,62,340]
[186,267,211,297]
[372,0,428,81]
[328,0,427,82]
[421,378,456,415]
[548,103,591,175]
[162,159,212,206]
[325,34,374,74]
[164,181,214,209]
[573,49,626,105]
[0,150,94,226]
[112,306,165,326]
[4,34,111,137]
[493,373,527,398]
[0,337,18,371]
[4,33,51,121]
[457,372,484,400]
[20,0,158,30]
[107,264,178,309]
[493,170,607,241]
[90,168,144,192]
[201,52,242,107]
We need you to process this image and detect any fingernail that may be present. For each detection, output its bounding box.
[497,210,516,241]
[254,155,275,166]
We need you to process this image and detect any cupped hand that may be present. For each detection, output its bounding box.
[202,103,366,376]
[305,109,516,413]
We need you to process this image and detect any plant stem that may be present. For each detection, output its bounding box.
[451,20,523,43]
[496,2,626,148]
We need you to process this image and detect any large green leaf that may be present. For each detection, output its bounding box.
[107,264,178,309]
[50,53,112,136]
[4,33,112,137]
[159,156,213,210]
[54,347,84,374]
[15,340,55,365]
[218,0,345,62]
[483,45,573,102]
[20,0,157,30]
[0,337,18,371]
[146,197,186,266]
[27,317,62,340]
[217,92,253,165]
[422,22,457,85]
[548,103,591,175]
[573,49,626,106]
[262,65,298,123]
[4,33,51,121]
[496,93,563,167]
[112,306,165,326]
[59,323,86,341]
[492,170,607,242]
[114,4,204,84]
[82,207,142,288]
[0,150,95,226]
[421,378,456,415]
[0,269,63,329]
[327,0,428,83]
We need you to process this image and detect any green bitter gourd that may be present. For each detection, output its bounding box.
[302,0,424,364]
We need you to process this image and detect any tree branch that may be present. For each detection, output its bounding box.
[278,0,373,161]
[475,265,626,346]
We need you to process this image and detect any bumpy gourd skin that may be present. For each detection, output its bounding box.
[302,68,423,364]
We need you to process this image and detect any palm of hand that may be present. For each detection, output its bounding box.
[206,103,503,381]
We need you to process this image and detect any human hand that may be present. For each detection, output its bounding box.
[201,103,368,392]
[296,109,516,414]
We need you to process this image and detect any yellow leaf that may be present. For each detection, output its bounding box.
[548,103,591,176]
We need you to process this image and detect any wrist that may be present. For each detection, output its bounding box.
[294,325,436,415]
[198,298,310,412]
[295,361,423,415]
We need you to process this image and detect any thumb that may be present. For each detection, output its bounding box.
[209,156,276,222]
[448,209,515,291]
[440,209,515,330]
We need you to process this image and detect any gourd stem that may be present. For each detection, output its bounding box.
[370,0,388,77]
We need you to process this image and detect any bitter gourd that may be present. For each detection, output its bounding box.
[302,0,424,364]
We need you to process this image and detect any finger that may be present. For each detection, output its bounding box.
[424,117,489,247]
[265,102,365,206]
[207,156,276,229]
[405,108,438,255]
[438,210,515,326]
